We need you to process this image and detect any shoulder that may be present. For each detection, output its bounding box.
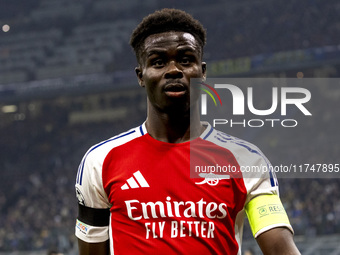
[201,125,277,187]
[86,124,146,161]
[76,124,146,185]
[203,125,268,162]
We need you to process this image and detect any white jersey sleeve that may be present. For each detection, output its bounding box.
[208,128,293,238]
[229,138,293,238]
[75,142,112,243]
[75,126,146,243]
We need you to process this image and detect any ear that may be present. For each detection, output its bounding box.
[135,67,144,87]
[201,62,207,81]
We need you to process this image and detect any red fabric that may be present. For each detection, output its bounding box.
[102,134,247,255]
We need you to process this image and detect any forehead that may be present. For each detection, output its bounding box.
[142,31,200,54]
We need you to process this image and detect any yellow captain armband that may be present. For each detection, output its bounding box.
[245,194,293,238]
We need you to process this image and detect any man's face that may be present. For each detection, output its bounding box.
[136,31,206,114]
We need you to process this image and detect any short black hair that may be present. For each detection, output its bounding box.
[130,8,206,64]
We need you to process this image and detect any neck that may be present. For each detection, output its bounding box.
[145,103,204,143]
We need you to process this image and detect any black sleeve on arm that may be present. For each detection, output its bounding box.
[78,204,110,227]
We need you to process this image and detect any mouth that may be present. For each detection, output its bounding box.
[164,83,187,97]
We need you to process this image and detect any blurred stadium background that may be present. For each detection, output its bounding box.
[0,0,339,254]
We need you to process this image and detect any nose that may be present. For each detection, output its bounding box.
[164,61,183,79]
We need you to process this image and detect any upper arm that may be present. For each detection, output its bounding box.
[75,149,111,247]
[238,145,299,253]
[256,227,301,255]
[78,238,109,255]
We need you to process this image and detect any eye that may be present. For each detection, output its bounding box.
[180,57,192,65]
[152,59,165,67]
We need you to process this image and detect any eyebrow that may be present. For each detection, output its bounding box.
[146,49,165,58]
[146,46,198,58]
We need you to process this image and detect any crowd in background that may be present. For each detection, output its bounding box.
[0,93,146,252]
[1,0,339,83]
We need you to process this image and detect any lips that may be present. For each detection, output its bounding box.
[164,83,187,97]
[164,83,186,92]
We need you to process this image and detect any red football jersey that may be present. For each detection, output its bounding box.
[75,123,292,255]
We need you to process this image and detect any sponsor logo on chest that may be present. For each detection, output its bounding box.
[120,170,229,240]
[125,196,227,239]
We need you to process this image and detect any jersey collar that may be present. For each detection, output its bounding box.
[140,121,213,140]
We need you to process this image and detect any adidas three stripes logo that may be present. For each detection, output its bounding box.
[121,170,150,190]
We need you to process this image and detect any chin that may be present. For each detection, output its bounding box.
[161,102,191,115]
